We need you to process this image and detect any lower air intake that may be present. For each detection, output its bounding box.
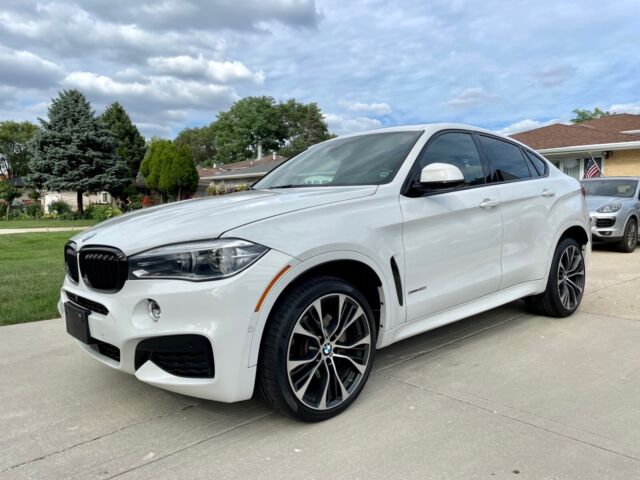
[135,335,214,379]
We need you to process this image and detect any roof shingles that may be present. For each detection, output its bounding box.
[511,114,640,150]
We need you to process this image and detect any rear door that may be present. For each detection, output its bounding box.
[476,135,556,288]
[400,131,503,321]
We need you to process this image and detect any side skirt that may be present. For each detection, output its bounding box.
[377,279,546,348]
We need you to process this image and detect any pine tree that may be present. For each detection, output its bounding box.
[99,102,146,200]
[27,90,121,214]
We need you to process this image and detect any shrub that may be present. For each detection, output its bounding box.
[141,196,154,208]
[48,200,72,216]
[26,204,43,218]
[90,205,123,222]
[125,193,144,211]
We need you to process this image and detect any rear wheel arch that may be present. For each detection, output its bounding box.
[542,224,589,284]
[559,225,589,247]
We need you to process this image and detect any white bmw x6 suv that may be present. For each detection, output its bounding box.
[61,124,590,421]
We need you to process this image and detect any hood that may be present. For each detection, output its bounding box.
[71,186,377,254]
[586,195,629,212]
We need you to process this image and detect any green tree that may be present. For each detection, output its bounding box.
[175,124,216,166]
[98,102,146,200]
[571,107,611,123]
[0,121,38,179]
[140,139,198,201]
[214,96,287,163]
[140,138,169,194]
[278,100,334,157]
[26,89,122,215]
[161,144,199,200]
[0,180,21,220]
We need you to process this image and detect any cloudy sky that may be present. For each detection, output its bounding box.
[0,0,638,138]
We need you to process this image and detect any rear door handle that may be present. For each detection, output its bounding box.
[479,198,500,209]
[542,189,555,198]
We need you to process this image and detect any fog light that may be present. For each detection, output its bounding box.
[601,231,612,236]
[147,300,161,321]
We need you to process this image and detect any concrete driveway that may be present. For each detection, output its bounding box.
[1,248,640,479]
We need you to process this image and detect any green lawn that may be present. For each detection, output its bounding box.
[0,232,75,326]
[0,218,97,229]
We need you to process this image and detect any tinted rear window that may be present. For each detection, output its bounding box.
[525,150,548,176]
[479,136,532,181]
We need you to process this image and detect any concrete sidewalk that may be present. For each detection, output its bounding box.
[0,226,90,235]
[1,248,639,479]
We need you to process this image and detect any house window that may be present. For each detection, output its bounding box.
[100,192,108,203]
[550,157,604,180]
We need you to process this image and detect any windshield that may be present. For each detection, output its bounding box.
[581,179,638,198]
[254,131,423,189]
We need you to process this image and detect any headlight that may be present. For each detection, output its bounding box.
[129,239,269,281]
[597,202,621,213]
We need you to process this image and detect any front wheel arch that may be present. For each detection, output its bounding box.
[248,252,393,370]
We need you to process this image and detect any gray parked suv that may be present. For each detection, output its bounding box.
[581,177,640,252]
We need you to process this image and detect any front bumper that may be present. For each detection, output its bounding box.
[589,212,624,242]
[59,249,294,402]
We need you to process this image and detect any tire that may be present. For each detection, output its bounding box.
[618,218,638,253]
[525,238,586,318]
[257,276,376,422]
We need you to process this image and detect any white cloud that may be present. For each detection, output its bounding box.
[324,113,382,135]
[75,0,321,31]
[148,55,264,84]
[609,102,640,115]
[445,88,499,108]
[135,122,173,138]
[340,101,392,115]
[25,102,49,115]
[495,118,559,135]
[0,45,63,88]
[0,85,16,108]
[0,6,224,62]
[1,0,639,139]
[535,65,576,87]
[63,71,238,111]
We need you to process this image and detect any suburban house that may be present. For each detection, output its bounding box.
[511,113,640,179]
[198,153,288,196]
[42,190,113,212]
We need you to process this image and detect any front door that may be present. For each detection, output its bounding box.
[400,131,503,322]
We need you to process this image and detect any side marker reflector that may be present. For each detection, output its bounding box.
[255,265,291,312]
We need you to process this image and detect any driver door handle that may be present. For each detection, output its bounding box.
[479,198,500,209]
[542,189,556,198]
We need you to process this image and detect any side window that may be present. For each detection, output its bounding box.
[524,150,548,176]
[479,136,532,182]
[417,132,486,186]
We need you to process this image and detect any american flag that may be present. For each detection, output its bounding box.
[584,157,602,178]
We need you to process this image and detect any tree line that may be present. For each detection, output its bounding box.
[0,90,334,217]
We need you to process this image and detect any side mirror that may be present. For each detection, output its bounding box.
[419,163,465,189]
